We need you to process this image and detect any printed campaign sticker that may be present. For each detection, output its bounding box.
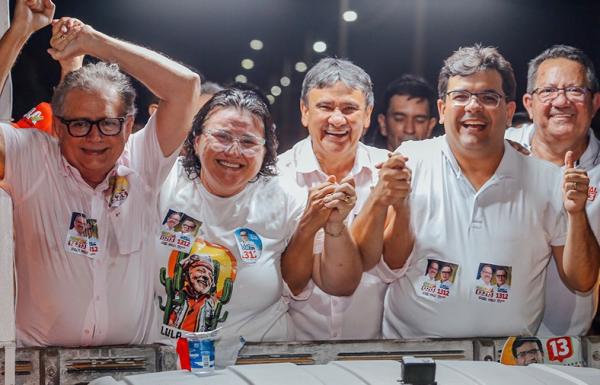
[474,263,512,303]
[64,212,100,258]
[159,209,202,253]
[415,258,458,301]
[500,336,584,367]
[159,237,238,339]
[106,175,129,208]
[234,228,263,264]
[588,186,597,201]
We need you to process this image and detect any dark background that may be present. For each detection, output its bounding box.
[10,0,600,152]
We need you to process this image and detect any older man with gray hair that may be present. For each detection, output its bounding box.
[505,45,600,337]
[353,44,599,338]
[278,58,397,340]
[0,1,201,346]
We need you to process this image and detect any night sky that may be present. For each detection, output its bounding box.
[10,0,600,151]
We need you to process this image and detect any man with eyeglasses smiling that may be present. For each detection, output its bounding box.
[355,44,599,339]
[505,45,600,338]
[0,2,201,347]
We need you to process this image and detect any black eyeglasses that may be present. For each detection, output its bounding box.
[58,116,128,137]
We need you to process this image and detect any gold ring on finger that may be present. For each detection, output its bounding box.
[343,194,352,204]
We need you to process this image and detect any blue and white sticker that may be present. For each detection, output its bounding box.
[234,228,263,264]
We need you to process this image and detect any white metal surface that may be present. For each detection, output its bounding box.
[0,189,16,385]
[89,359,600,385]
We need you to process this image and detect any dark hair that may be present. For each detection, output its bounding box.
[527,45,598,93]
[52,62,137,117]
[512,337,543,358]
[438,44,516,102]
[180,84,278,181]
[381,74,436,117]
[440,264,453,273]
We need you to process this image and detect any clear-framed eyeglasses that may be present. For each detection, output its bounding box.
[203,128,266,156]
[58,116,128,137]
[531,86,591,103]
[445,90,506,108]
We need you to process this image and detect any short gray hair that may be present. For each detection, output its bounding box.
[526,45,598,94]
[301,57,374,108]
[438,44,516,102]
[52,61,137,117]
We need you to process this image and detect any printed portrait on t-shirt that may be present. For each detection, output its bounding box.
[158,236,238,339]
[474,263,512,303]
[415,258,458,301]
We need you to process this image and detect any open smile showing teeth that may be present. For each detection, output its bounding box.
[217,160,242,168]
[461,120,487,130]
[325,129,349,137]
[81,148,109,155]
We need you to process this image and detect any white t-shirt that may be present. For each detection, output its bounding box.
[383,136,566,338]
[506,124,600,336]
[152,160,304,348]
[278,137,399,340]
[0,115,176,346]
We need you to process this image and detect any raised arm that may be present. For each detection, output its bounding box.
[48,18,201,157]
[0,0,54,180]
[351,154,413,270]
[553,151,600,292]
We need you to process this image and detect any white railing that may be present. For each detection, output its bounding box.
[0,189,15,385]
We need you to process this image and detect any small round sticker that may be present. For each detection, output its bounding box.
[234,228,263,264]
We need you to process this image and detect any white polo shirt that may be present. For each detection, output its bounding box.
[383,135,566,338]
[506,124,600,336]
[0,115,176,346]
[278,137,399,340]
[151,161,305,349]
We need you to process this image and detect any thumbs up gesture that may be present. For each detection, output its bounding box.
[563,151,590,214]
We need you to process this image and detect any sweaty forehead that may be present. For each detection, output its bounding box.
[535,58,587,87]
[447,70,504,93]
[61,87,123,118]
[205,107,265,135]
[308,82,367,106]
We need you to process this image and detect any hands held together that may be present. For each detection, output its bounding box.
[302,175,357,236]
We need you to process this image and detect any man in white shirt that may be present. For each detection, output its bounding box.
[505,45,600,336]
[0,3,201,346]
[353,44,599,338]
[278,58,395,340]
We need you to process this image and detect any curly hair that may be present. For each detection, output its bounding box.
[180,85,278,181]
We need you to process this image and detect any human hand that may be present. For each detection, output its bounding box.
[323,175,356,229]
[47,17,93,62]
[563,151,590,214]
[299,176,337,234]
[12,0,55,35]
[372,153,412,207]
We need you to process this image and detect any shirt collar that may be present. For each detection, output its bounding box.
[293,137,374,179]
[441,135,516,180]
[57,148,134,192]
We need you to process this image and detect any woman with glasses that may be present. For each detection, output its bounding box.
[151,86,358,366]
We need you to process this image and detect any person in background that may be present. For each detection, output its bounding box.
[371,74,437,151]
[505,45,600,336]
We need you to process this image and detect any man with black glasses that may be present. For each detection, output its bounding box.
[0,1,201,346]
[353,44,599,338]
[505,45,600,337]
